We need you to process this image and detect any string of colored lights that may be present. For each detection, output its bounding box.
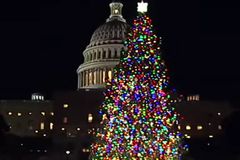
[90,13,187,160]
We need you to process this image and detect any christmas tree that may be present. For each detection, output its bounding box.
[90,1,186,159]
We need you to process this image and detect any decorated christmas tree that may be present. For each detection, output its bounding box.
[90,1,186,159]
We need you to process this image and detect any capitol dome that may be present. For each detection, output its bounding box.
[77,1,130,89]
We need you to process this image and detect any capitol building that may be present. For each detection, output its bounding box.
[77,1,129,89]
[0,1,237,159]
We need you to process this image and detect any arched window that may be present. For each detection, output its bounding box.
[108,49,112,58]
[89,54,92,61]
[103,50,106,59]
[98,51,101,59]
[94,52,97,60]
[115,49,118,58]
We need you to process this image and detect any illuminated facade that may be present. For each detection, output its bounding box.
[176,99,236,139]
[77,1,129,89]
[0,99,54,137]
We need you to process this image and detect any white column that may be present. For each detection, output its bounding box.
[100,49,103,59]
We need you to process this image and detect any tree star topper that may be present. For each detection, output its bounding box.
[137,0,148,13]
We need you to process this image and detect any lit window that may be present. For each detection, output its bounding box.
[88,114,93,123]
[209,135,214,138]
[189,96,192,101]
[29,112,32,115]
[63,104,69,109]
[114,9,119,14]
[41,112,45,116]
[178,125,181,130]
[196,95,200,101]
[8,112,12,116]
[89,72,92,85]
[217,112,221,116]
[103,71,106,83]
[50,112,54,116]
[108,70,112,80]
[17,113,22,117]
[61,128,65,131]
[40,122,44,130]
[50,123,54,130]
[43,134,47,137]
[63,117,68,124]
[192,96,195,101]
[35,130,39,133]
[94,71,97,84]
[218,125,222,130]
[82,148,90,153]
[186,125,191,130]
[197,125,203,130]
[77,128,81,131]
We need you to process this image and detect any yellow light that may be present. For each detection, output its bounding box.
[197,125,203,130]
[114,9,119,14]
[88,113,93,123]
[63,104,69,108]
[17,113,22,117]
[186,125,191,130]
[50,123,54,130]
[178,125,181,130]
[40,122,44,130]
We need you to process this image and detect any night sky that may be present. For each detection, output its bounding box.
[0,0,240,100]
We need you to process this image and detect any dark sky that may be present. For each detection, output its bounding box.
[0,0,240,100]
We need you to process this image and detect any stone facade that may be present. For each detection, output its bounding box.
[77,1,129,89]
